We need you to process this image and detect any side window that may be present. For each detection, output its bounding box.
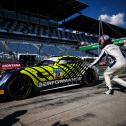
[59,57,80,64]
[37,60,54,66]
[67,58,80,64]
[67,59,75,64]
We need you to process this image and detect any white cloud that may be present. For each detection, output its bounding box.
[98,13,125,26]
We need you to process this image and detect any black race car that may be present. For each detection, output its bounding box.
[0,56,99,100]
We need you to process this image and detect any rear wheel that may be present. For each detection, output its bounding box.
[7,74,33,100]
[81,68,99,86]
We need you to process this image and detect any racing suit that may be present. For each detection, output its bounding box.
[91,44,126,90]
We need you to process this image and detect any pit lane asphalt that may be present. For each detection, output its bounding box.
[0,77,126,126]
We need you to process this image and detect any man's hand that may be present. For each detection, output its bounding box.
[88,63,93,68]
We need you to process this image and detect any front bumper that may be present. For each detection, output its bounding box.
[0,72,14,98]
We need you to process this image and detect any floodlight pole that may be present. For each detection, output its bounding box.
[98,16,104,55]
[98,18,101,55]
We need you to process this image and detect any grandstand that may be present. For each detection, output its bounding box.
[0,0,126,65]
[61,14,126,55]
[0,0,93,62]
[0,16,98,44]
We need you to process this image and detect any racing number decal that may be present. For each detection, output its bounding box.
[53,68,63,79]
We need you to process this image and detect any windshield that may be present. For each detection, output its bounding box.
[37,60,55,66]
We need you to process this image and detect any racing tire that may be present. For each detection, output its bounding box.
[81,68,99,87]
[7,74,33,100]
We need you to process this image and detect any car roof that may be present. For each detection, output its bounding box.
[47,57,59,62]
[44,56,80,62]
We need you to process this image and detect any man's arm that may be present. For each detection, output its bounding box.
[90,49,106,66]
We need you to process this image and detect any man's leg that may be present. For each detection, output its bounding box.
[104,64,126,94]
[112,75,126,87]
[104,72,113,89]
[104,72,114,94]
[103,65,119,94]
[103,62,126,95]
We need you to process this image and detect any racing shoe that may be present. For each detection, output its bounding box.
[105,89,114,95]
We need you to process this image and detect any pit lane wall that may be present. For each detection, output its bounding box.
[79,37,126,51]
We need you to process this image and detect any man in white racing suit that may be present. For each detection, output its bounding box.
[90,35,126,94]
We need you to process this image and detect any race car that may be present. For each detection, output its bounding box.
[0,56,99,100]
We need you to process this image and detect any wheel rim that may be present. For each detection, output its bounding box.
[82,68,97,86]
[8,76,32,99]
[85,70,94,83]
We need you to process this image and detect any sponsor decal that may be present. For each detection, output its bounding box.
[53,68,63,79]
[38,77,82,87]
[0,64,21,70]
[38,82,43,87]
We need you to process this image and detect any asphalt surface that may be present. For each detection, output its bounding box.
[0,77,126,126]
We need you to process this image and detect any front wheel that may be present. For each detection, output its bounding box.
[7,74,33,100]
[81,68,99,86]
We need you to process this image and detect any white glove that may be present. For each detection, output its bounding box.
[88,63,93,68]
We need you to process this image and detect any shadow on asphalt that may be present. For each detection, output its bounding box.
[97,82,126,94]
[52,121,68,126]
[114,84,126,93]
[0,110,27,126]
[0,81,102,103]
[0,84,87,103]
[38,81,101,96]
[0,98,12,103]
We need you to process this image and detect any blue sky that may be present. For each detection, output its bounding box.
[79,0,126,28]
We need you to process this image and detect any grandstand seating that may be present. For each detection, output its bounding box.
[8,42,38,54]
[0,40,91,57]
[62,46,87,56]
[0,9,99,59]
[0,41,5,52]
[0,18,98,43]
[0,41,98,62]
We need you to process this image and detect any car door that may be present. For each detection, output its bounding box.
[57,57,82,79]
